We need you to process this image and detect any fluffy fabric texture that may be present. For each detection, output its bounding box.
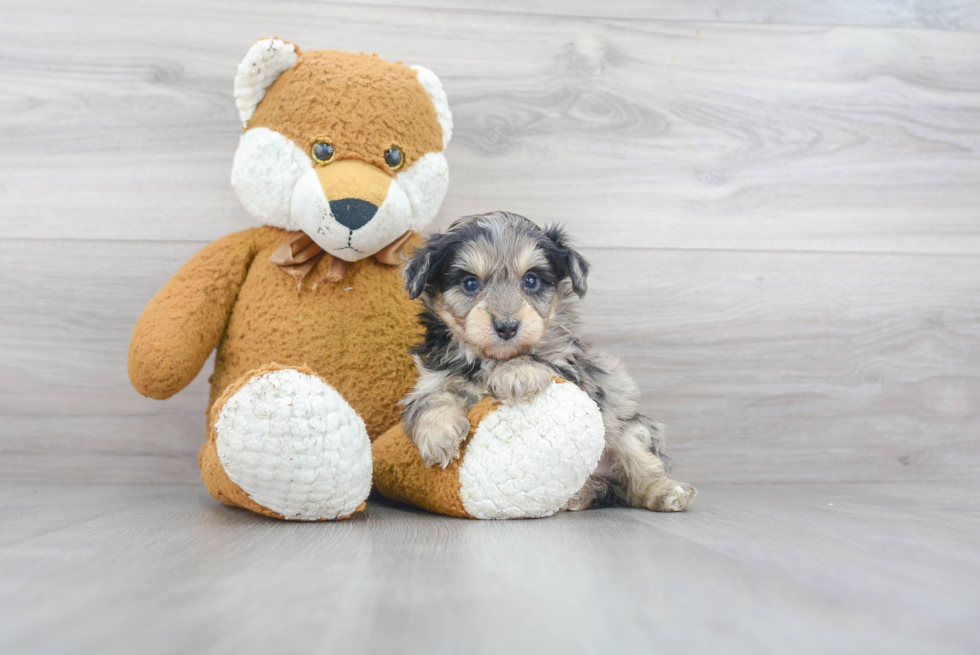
[130,229,424,517]
[372,380,606,519]
[231,47,451,259]
[231,127,312,231]
[212,366,371,520]
[199,363,364,520]
[459,381,605,519]
[372,398,498,518]
[396,151,450,231]
[247,49,444,173]
[410,66,453,149]
[287,147,449,260]
[130,227,422,438]
[129,230,257,401]
[291,163,412,261]
[234,38,300,126]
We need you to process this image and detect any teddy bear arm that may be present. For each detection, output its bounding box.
[128,230,259,400]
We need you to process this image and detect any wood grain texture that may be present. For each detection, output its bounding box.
[0,1,977,486]
[1,0,979,253]
[342,0,980,30]
[2,240,977,484]
[1,482,978,654]
[0,483,188,548]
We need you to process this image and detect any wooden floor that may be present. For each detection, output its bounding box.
[1,482,978,654]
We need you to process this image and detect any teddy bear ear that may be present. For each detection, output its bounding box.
[411,65,453,150]
[234,38,300,127]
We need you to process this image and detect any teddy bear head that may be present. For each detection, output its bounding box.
[231,38,453,261]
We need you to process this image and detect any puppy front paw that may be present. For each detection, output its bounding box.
[410,405,471,469]
[487,360,553,404]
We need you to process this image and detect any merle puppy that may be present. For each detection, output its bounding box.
[401,211,696,512]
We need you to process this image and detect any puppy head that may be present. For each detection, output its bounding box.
[405,211,589,360]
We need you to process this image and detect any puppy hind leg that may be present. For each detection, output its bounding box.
[610,417,697,512]
[564,474,621,511]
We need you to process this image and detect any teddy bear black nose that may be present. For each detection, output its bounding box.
[493,319,520,341]
[329,198,379,231]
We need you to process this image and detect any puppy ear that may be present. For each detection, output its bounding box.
[544,224,589,297]
[566,247,590,297]
[404,232,460,299]
[403,248,433,300]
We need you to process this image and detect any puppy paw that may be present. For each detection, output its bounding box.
[643,481,697,512]
[487,360,553,404]
[410,405,470,469]
[563,492,591,512]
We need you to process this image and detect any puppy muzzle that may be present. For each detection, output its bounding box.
[492,318,520,341]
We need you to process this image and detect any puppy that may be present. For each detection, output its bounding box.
[400,211,696,512]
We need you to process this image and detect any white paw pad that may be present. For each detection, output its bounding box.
[459,381,606,519]
[215,368,372,520]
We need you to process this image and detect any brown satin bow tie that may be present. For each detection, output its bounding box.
[270,230,415,293]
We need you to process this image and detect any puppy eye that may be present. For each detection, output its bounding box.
[312,142,335,164]
[384,147,404,171]
[522,272,540,291]
[460,276,480,294]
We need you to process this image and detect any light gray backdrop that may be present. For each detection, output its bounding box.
[1,0,978,484]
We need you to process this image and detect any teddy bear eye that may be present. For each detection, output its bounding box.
[384,147,403,170]
[312,142,335,164]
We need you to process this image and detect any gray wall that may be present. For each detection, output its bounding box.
[2,0,978,484]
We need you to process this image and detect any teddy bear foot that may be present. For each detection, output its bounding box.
[373,379,606,519]
[200,365,372,521]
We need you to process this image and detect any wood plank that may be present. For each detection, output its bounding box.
[0,483,977,654]
[2,240,977,484]
[341,0,980,31]
[1,1,979,253]
[0,482,188,547]
[586,247,980,483]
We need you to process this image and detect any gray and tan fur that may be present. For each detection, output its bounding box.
[401,211,696,512]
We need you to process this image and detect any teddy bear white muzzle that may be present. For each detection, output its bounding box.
[231,126,451,262]
[290,164,414,262]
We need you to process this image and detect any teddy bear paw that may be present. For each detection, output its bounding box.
[458,381,606,519]
[213,368,372,520]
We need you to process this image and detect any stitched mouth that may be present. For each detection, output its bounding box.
[342,229,365,253]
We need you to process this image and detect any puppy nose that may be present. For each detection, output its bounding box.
[329,198,379,231]
[493,319,519,341]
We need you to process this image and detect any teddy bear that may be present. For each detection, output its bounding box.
[128,38,453,520]
[373,381,606,519]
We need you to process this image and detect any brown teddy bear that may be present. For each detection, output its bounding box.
[128,38,453,521]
